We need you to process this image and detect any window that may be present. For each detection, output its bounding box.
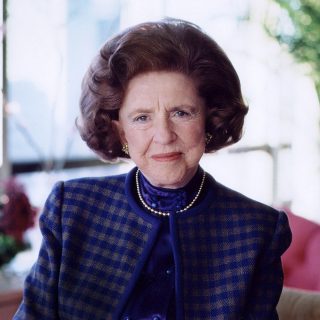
[3,0,320,221]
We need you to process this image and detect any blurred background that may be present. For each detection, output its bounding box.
[0,0,319,317]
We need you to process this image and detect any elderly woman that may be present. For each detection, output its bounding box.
[14,19,291,320]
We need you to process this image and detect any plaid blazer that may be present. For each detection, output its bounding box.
[14,167,291,320]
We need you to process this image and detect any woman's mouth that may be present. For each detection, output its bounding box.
[151,152,182,162]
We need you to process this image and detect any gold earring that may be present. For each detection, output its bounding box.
[205,133,213,145]
[122,143,129,155]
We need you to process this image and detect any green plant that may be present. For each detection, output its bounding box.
[266,0,320,99]
[0,233,29,266]
[0,178,37,268]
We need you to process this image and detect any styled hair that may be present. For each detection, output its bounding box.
[77,18,248,161]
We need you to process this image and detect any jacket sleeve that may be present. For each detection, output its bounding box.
[13,182,64,320]
[243,210,292,320]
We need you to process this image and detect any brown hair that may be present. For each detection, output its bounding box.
[77,18,248,161]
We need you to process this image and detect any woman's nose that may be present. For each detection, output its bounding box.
[153,117,176,144]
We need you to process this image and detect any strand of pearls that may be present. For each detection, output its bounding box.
[135,169,206,217]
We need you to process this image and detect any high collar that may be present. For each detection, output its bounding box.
[138,167,204,213]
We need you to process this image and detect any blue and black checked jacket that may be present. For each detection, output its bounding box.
[14,167,291,320]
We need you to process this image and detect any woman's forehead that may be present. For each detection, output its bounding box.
[121,71,202,109]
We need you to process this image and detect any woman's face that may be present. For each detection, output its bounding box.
[117,71,206,188]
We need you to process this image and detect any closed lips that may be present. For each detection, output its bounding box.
[151,152,182,161]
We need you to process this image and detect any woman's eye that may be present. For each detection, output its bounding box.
[174,110,190,118]
[134,115,148,122]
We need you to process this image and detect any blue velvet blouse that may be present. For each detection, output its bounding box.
[121,168,204,320]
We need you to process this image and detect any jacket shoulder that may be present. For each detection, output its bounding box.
[206,176,290,239]
[211,177,279,216]
[63,172,127,192]
[41,173,129,226]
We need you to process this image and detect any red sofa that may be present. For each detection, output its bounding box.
[282,209,320,291]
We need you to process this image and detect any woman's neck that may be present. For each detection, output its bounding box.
[138,167,204,214]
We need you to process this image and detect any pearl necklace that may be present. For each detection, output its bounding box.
[135,169,206,217]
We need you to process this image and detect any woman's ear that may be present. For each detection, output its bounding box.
[112,120,127,145]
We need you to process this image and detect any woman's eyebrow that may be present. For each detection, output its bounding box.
[125,104,199,118]
[127,108,152,117]
[170,104,199,112]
